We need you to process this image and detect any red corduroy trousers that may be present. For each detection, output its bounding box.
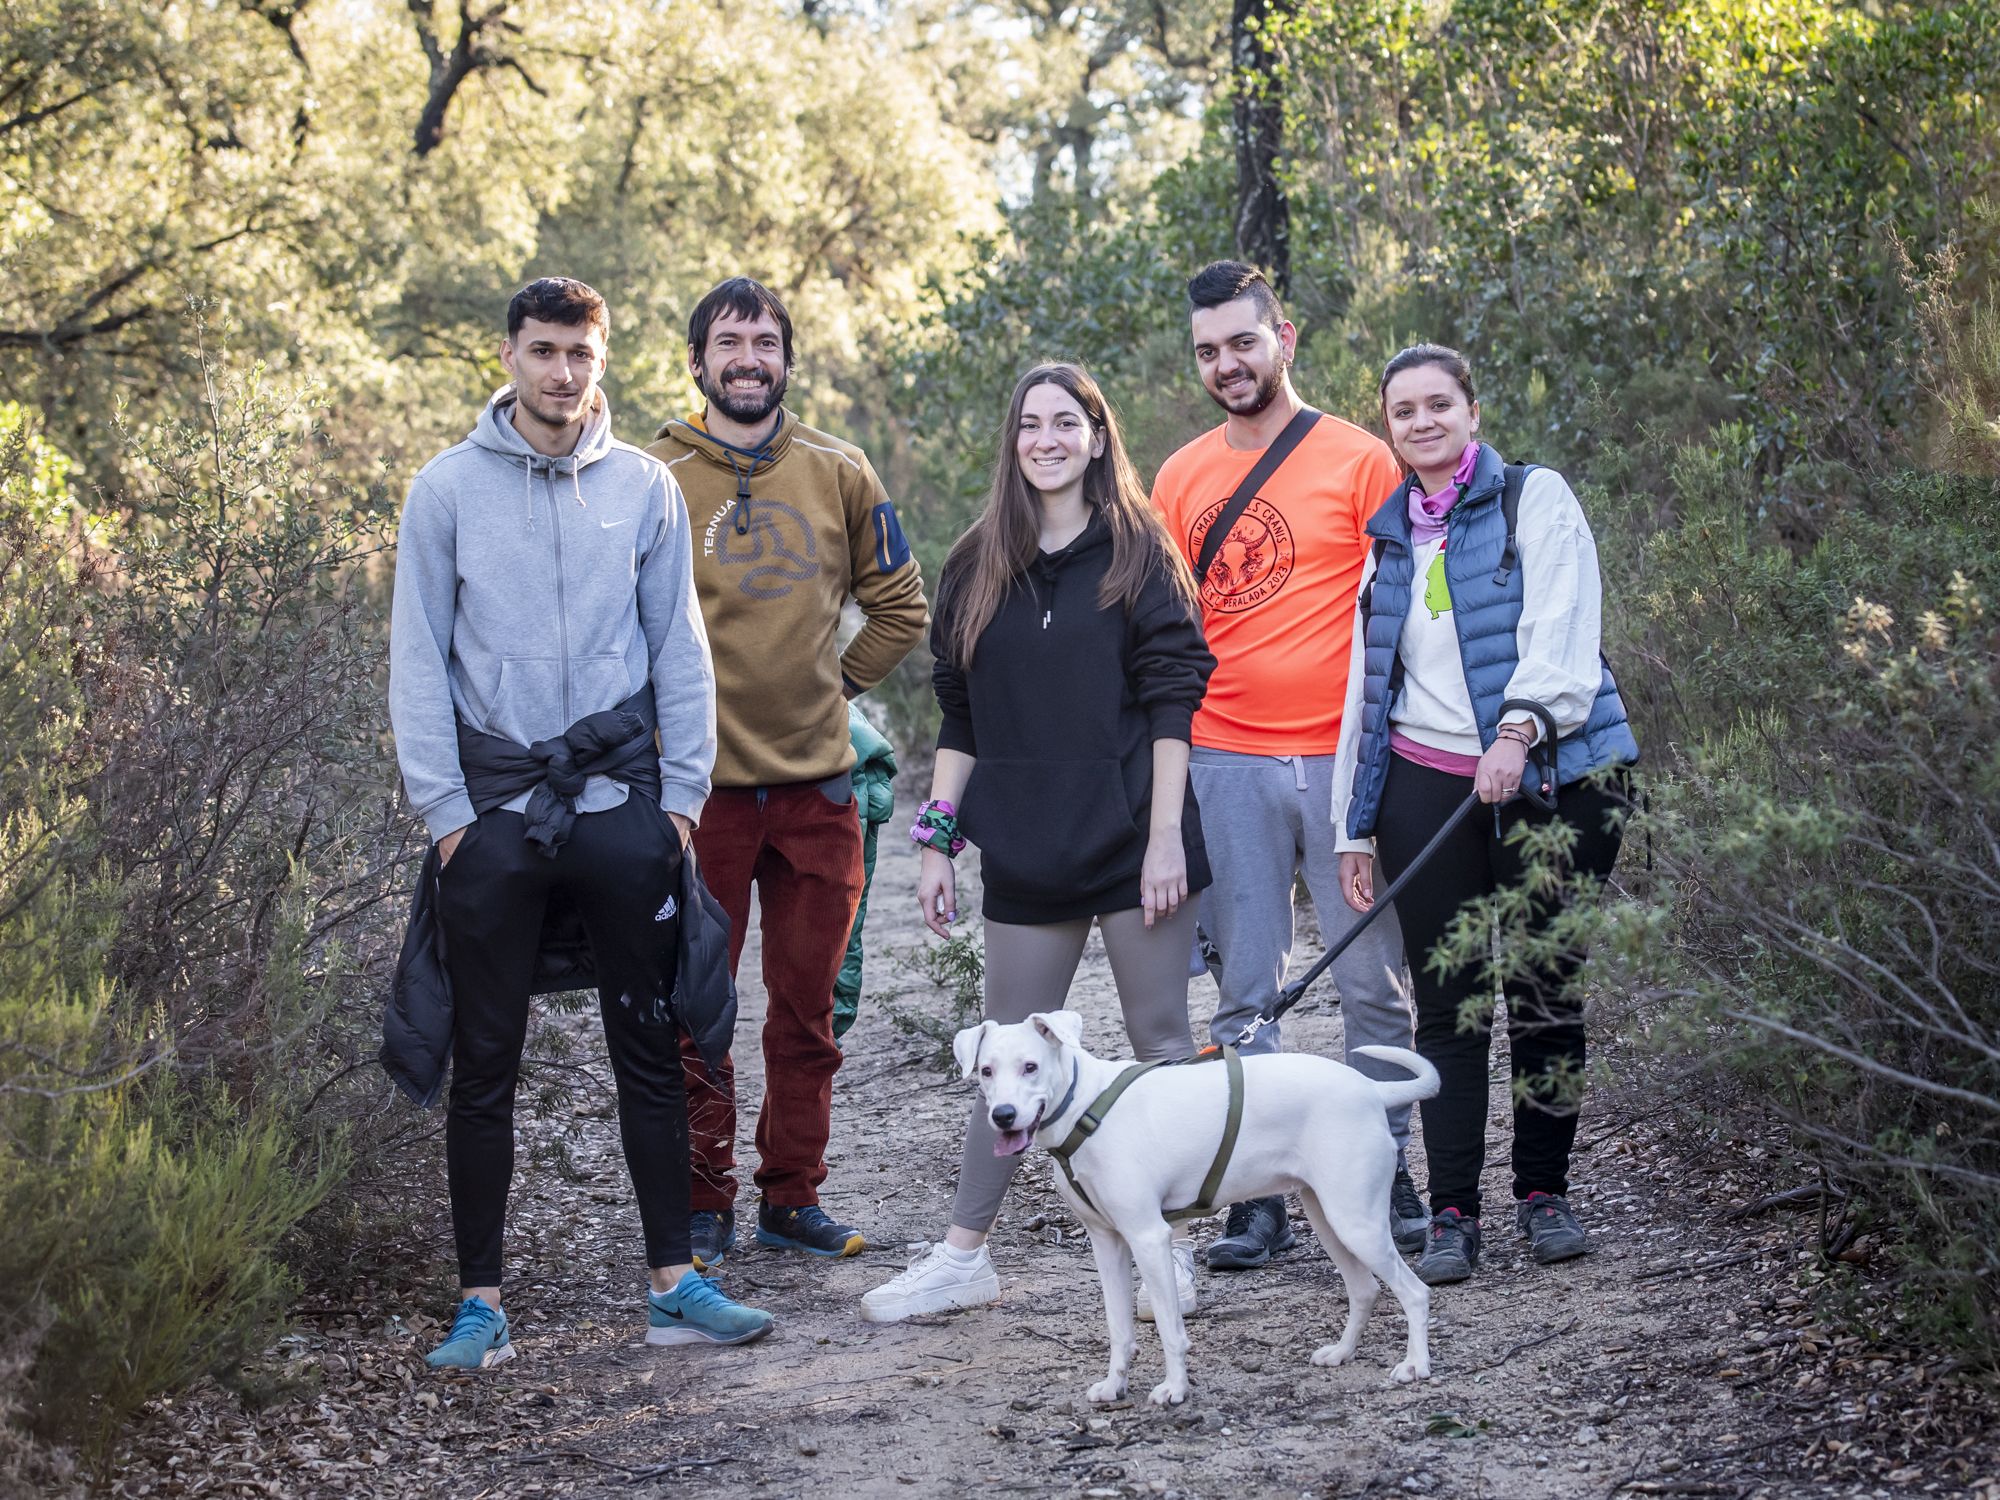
[682,782,865,1210]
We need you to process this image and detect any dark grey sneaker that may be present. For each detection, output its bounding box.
[1515,1192,1589,1263]
[689,1209,735,1272]
[1391,1167,1430,1255]
[1416,1208,1481,1285]
[755,1200,866,1257]
[1204,1196,1296,1270]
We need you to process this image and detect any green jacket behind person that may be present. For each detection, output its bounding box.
[834,703,898,1039]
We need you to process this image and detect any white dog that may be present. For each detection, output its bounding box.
[953,1012,1439,1407]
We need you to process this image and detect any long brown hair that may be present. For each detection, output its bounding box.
[941,362,1199,669]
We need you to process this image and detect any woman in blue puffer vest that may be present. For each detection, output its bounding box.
[1329,344,1639,1289]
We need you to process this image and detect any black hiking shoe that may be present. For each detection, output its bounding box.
[1204,1196,1295,1270]
[755,1200,866,1257]
[1416,1207,1481,1285]
[1391,1167,1430,1255]
[1515,1192,1590,1264]
[689,1209,735,1272]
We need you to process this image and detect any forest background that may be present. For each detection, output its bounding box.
[1,0,1997,1479]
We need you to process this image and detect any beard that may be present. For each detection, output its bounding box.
[515,388,591,432]
[1205,359,1286,417]
[698,360,788,424]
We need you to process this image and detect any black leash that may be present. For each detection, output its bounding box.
[1213,698,1562,1052]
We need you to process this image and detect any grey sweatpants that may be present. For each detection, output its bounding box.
[1189,747,1415,1155]
[949,900,1199,1233]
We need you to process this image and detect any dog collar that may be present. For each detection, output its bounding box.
[1042,1060,1080,1132]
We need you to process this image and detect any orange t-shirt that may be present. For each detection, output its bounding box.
[1150,415,1403,755]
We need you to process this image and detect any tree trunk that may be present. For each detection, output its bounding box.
[1231,0,1290,293]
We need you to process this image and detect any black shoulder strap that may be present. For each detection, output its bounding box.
[1357,535,1389,614]
[1493,462,1536,586]
[1193,406,1322,585]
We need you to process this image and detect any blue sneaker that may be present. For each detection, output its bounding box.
[755,1199,865,1257]
[425,1296,515,1370]
[647,1271,775,1346]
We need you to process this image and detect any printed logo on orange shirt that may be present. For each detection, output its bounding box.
[1188,495,1296,614]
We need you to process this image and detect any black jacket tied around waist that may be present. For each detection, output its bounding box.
[380,690,735,1108]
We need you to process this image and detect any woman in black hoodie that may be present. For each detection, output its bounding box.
[860,362,1215,1325]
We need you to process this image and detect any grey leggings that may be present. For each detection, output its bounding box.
[949,899,1199,1233]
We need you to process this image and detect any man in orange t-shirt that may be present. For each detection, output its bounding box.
[1151,261,1427,1271]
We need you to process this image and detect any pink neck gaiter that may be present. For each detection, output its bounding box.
[1407,442,1481,545]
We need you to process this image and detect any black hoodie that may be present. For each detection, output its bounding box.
[932,510,1216,924]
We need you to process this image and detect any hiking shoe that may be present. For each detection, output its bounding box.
[689,1209,735,1272]
[1204,1196,1295,1270]
[1136,1240,1198,1322]
[646,1270,774,1347]
[756,1200,866,1257]
[1515,1192,1590,1264]
[425,1296,515,1371]
[860,1243,1000,1323]
[1391,1167,1430,1255]
[1416,1208,1481,1285]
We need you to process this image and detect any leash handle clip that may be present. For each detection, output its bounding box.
[1233,1011,1276,1049]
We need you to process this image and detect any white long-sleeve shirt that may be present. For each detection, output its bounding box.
[1330,466,1608,854]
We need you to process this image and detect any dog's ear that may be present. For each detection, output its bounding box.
[952,1020,997,1081]
[1029,1010,1084,1053]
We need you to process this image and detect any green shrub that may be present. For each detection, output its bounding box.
[1424,415,2000,1363]
[0,1076,341,1456]
[882,931,986,1073]
[0,343,393,1461]
[1620,523,1998,1350]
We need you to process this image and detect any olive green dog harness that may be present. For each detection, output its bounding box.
[1046,1047,1245,1223]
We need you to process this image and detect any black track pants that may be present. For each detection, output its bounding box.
[434,796,689,1286]
[1372,754,1626,1221]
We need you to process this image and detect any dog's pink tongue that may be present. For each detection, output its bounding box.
[992,1129,1032,1157]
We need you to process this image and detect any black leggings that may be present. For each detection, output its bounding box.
[435,797,689,1285]
[1373,754,1627,1220]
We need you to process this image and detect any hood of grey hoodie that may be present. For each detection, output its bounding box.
[387,385,717,841]
[471,384,617,521]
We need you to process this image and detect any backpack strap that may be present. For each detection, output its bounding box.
[1358,535,1389,614]
[1492,462,1538,586]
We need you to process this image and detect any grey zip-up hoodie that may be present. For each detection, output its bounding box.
[389,387,716,843]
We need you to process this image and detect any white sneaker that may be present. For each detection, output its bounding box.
[1136,1240,1198,1323]
[859,1243,1000,1324]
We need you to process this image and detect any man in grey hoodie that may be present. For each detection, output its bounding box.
[389,277,771,1370]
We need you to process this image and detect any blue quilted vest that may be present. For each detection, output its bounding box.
[1344,444,1640,841]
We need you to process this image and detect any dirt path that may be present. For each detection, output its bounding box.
[111,826,1998,1500]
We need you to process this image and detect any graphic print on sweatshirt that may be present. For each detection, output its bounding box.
[1423,546,1453,619]
[702,496,817,598]
[1186,494,1296,614]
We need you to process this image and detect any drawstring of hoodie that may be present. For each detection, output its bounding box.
[670,418,779,535]
[520,457,588,532]
[727,452,754,535]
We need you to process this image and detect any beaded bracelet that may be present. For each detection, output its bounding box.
[910,798,966,858]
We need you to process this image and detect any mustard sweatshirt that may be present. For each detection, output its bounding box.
[647,409,928,787]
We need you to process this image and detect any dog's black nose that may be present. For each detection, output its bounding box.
[990,1104,1017,1130]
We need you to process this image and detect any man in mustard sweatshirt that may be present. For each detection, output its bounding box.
[648,277,928,1264]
